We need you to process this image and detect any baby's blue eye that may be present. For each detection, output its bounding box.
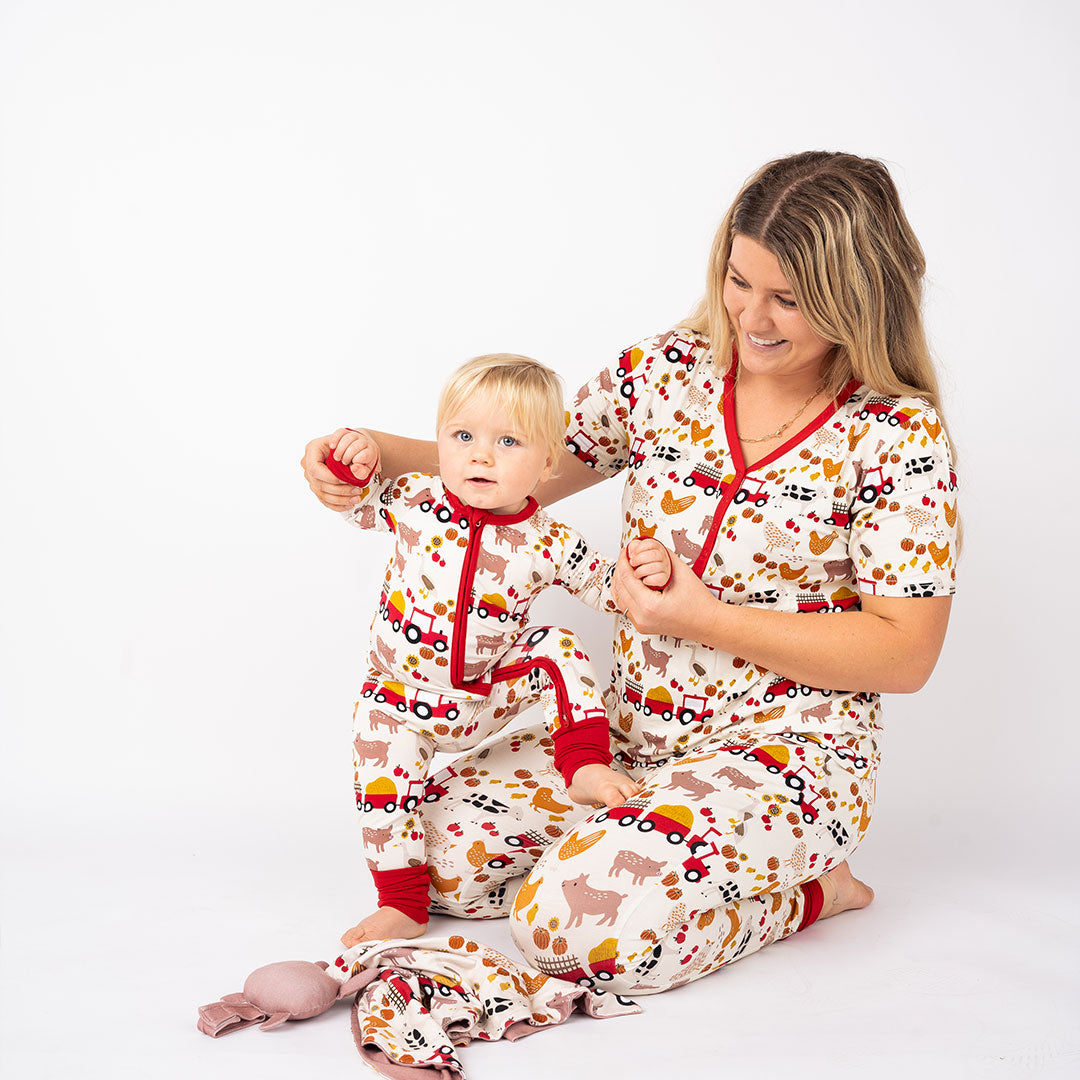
[499,436,519,448]
[455,431,472,442]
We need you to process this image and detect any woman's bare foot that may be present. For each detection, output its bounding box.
[340,906,428,948]
[817,861,875,921]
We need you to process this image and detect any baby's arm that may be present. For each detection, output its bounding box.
[625,537,673,590]
[551,529,621,615]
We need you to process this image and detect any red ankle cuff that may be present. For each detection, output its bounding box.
[798,878,825,931]
[371,865,431,925]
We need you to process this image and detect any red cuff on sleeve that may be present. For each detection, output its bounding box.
[370,865,431,925]
[324,453,375,488]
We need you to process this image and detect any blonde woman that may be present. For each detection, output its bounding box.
[302,151,957,993]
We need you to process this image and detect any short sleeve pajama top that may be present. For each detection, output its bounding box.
[565,330,958,769]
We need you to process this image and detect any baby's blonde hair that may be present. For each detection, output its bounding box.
[436,354,566,469]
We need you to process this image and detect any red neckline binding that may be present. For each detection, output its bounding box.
[722,359,861,475]
[442,484,539,526]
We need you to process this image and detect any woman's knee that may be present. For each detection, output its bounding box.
[509,876,663,995]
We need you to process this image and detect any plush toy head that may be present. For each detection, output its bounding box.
[198,960,372,1037]
[243,960,341,1027]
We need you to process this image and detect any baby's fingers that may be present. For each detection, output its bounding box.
[341,429,375,464]
[639,570,670,588]
[332,430,362,462]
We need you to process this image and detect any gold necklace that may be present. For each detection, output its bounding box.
[742,382,825,444]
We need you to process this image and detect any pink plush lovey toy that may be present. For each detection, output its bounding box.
[198,959,368,1036]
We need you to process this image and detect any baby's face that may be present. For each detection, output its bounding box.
[437,396,552,515]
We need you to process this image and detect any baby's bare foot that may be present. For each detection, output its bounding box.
[817,861,874,920]
[340,906,428,948]
[567,763,642,808]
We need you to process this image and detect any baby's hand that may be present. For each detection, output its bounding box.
[567,763,644,809]
[625,537,673,590]
[329,428,381,483]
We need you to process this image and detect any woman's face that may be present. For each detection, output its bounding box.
[722,234,834,384]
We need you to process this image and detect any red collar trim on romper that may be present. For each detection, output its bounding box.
[690,356,861,578]
[441,484,539,526]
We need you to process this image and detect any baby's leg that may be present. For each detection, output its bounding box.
[487,625,633,803]
[343,688,439,946]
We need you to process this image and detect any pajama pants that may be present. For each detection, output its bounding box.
[353,626,607,887]
[416,717,876,995]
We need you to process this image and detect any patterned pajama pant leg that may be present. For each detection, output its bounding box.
[353,626,606,890]
[418,723,875,994]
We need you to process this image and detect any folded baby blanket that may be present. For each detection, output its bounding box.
[198,933,640,1079]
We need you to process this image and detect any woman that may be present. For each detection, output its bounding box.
[302,151,956,994]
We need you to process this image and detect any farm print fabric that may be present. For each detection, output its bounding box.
[407,330,956,995]
[563,329,958,762]
[329,934,640,1080]
[420,724,874,994]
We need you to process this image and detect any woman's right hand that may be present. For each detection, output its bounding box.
[301,427,363,510]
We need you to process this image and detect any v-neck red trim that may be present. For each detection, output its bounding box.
[690,363,861,578]
[722,361,861,474]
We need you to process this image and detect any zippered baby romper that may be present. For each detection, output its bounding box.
[343,472,623,922]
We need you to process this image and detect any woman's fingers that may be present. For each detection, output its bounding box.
[303,432,339,473]
[308,479,360,509]
[302,430,362,509]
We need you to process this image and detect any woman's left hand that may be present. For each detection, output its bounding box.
[612,546,720,641]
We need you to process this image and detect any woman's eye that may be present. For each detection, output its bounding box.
[728,273,748,289]
[776,295,797,309]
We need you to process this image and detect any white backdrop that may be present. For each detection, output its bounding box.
[3,2,1078,1077]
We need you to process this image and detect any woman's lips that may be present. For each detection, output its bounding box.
[746,331,787,350]
[747,328,790,349]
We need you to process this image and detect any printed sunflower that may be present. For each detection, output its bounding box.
[431,535,444,548]
[405,654,420,667]
[560,635,574,649]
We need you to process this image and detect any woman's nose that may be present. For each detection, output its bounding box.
[742,293,773,331]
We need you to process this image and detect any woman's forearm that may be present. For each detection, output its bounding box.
[694,596,952,694]
[358,430,439,477]
[614,552,952,695]
[356,434,605,507]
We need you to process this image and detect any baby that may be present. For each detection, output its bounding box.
[332,354,671,946]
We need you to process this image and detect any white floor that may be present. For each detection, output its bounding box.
[3,802,1078,1080]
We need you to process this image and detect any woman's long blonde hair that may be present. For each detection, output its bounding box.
[684,151,946,413]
